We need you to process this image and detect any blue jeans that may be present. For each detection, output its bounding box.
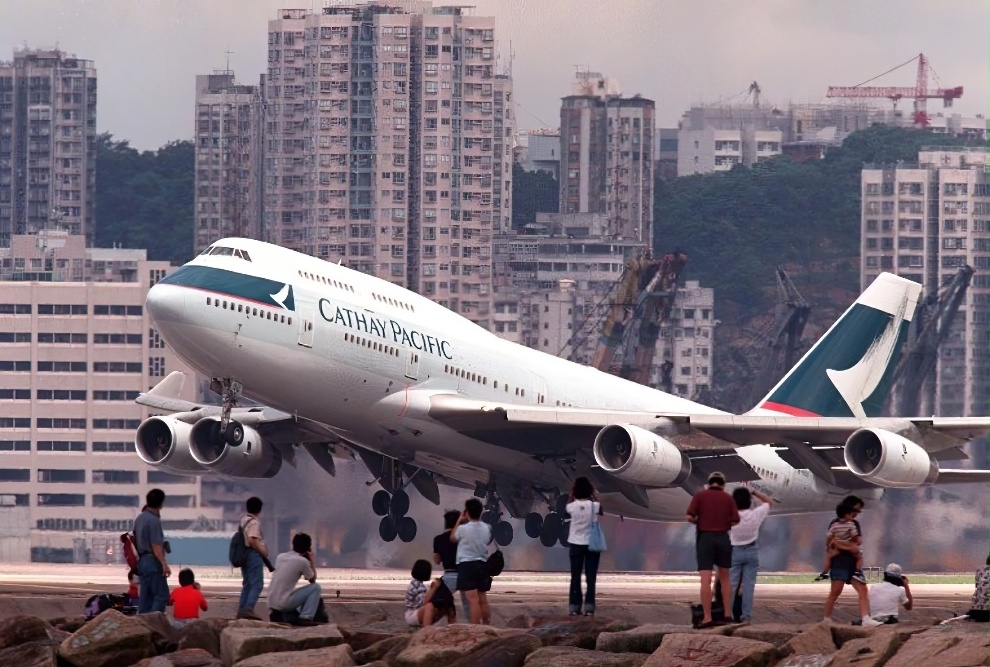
[239,550,264,613]
[729,543,759,621]
[137,554,169,614]
[569,544,600,614]
[281,582,322,620]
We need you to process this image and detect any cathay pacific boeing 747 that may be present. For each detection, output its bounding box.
[135,238,990,546]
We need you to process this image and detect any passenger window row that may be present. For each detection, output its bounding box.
[371,292,415,313]
[343,332,400,357]
[299,269,355,293]
[207,297,291,325]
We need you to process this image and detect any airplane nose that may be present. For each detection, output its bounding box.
[146,283,186,324]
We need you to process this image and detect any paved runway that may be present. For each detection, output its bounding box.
[0,564,975,627]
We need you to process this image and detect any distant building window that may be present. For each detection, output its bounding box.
[92,442,135,453]
[37,494,85,507]
[92,494,140,508]
[92,470,139,484]
[37,469,86,483]
[0,469,30,482]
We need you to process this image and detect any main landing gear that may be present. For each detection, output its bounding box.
[476,483,514,547]
[371,461,417,543]
[524,494,570,548]
[210,377,244,447]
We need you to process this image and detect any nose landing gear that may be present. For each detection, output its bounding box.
[211,377,244,447]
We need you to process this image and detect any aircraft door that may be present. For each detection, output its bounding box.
[404,350,420,380]
[298,309,315,348]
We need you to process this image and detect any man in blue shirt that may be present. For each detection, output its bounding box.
[451,498,491,624]
[133,488,170,613]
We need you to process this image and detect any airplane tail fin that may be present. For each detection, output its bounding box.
[750,273,922,418]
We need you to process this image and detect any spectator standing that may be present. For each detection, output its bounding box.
[823,501,880,626]
[566,477,602,616]
[451,498,492,625]
[433,509,466,621]
[967,553,990,622]
[237,496,268,620]
[685,472,740,628]
[133,488,170,613]
[868,563,913,623]
[169,568,208,623]
[267,533,323,626]
[728,486,772,623]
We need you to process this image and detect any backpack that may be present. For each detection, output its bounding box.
[120,532,138,569]
[431,579,455,610]
[229,519,251,568]
[85,593,128,619]
[486,549,505,577]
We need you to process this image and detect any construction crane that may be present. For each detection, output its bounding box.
[826,52,963,128]
[886,266,973,417]
[588,250,687,388]
[746,267,812,408]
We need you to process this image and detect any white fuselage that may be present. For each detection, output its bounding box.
[147,240,880,523]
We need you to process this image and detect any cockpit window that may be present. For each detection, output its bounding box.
[205,246,251,262]
[200,246,214,256]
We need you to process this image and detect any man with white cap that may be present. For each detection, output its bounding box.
[868,563,913,624]
[686,471,740,627]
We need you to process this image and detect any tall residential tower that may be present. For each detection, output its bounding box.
[0,49,97,246]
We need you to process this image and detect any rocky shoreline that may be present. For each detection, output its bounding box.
[3,607,989,667]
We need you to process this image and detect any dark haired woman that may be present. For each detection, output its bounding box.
[728,486,772,622]
[566,476,602,616]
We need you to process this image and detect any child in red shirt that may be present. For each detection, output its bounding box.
[168,568,208,620]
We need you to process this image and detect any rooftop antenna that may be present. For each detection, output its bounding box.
[224,46,234,74]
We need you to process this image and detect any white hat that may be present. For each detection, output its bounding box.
[885,563,902,577]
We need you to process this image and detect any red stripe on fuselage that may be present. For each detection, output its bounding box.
[759,401,821,417]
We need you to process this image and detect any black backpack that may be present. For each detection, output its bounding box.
[229,519,252,568]
[486,549,505,577]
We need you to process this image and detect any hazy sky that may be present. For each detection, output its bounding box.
[2,0,987,150]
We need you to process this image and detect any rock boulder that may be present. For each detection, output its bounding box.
[777,621,837,658]
[523,646,649,667]
[730,623,805,647]
[446,634,542,667]
[643,633,776,667]
[827,632,902,667]
[176,618,227,658]
[884,629,990,667]
[595,623,729,654]
[220,623,344,666]
[394,624,515,667]
[353,635,411,665]
[0,615,54,650]
[232,644,355,667]
[130,648,222,667]
[0,641,58,667]
[58,609,159,667]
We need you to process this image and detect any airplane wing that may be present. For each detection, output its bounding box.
[426,394,990,486]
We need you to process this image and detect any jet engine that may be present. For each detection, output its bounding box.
[135,416,207,474]
[188,417,282,478]
[843,428,938,488]
[593,424,691,487]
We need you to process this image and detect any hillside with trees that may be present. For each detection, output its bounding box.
[653,124,981,410]
[94,133,194,265]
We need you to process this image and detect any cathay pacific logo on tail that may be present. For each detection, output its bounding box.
[161,265,296,311]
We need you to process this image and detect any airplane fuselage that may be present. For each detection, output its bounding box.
[147,241,880,523]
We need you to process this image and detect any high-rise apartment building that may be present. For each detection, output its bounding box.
[262,2,511,328]
[559,72,654,247]
[0,49,97,246]
[860,148,990,417]
[0,231,223,562]
[193,71,262,255]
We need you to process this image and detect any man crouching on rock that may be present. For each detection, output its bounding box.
[267,532,323,626]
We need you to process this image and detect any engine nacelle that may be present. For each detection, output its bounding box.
[188,418,282,478]
[135,417,207,474]
[593,424,691,487]
[844,428,938,488]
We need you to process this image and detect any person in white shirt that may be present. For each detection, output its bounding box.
[267,532,322,626]
[869,563,913,623]
[565,477,602,616]
[728,486,772,622]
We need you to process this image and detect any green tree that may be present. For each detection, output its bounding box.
[512,162,559,228]
[95,133,194,265]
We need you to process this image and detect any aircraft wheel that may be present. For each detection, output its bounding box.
[224,420,244,447]
[524,512,543,539]
[378,517,397,542]
[558,519,570,548]
[372,490,391,517]
[540,512,562,547]
[554,495,568,515]
[390,489,410,518]
[396,516,417,543]
[494,521,514,547]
